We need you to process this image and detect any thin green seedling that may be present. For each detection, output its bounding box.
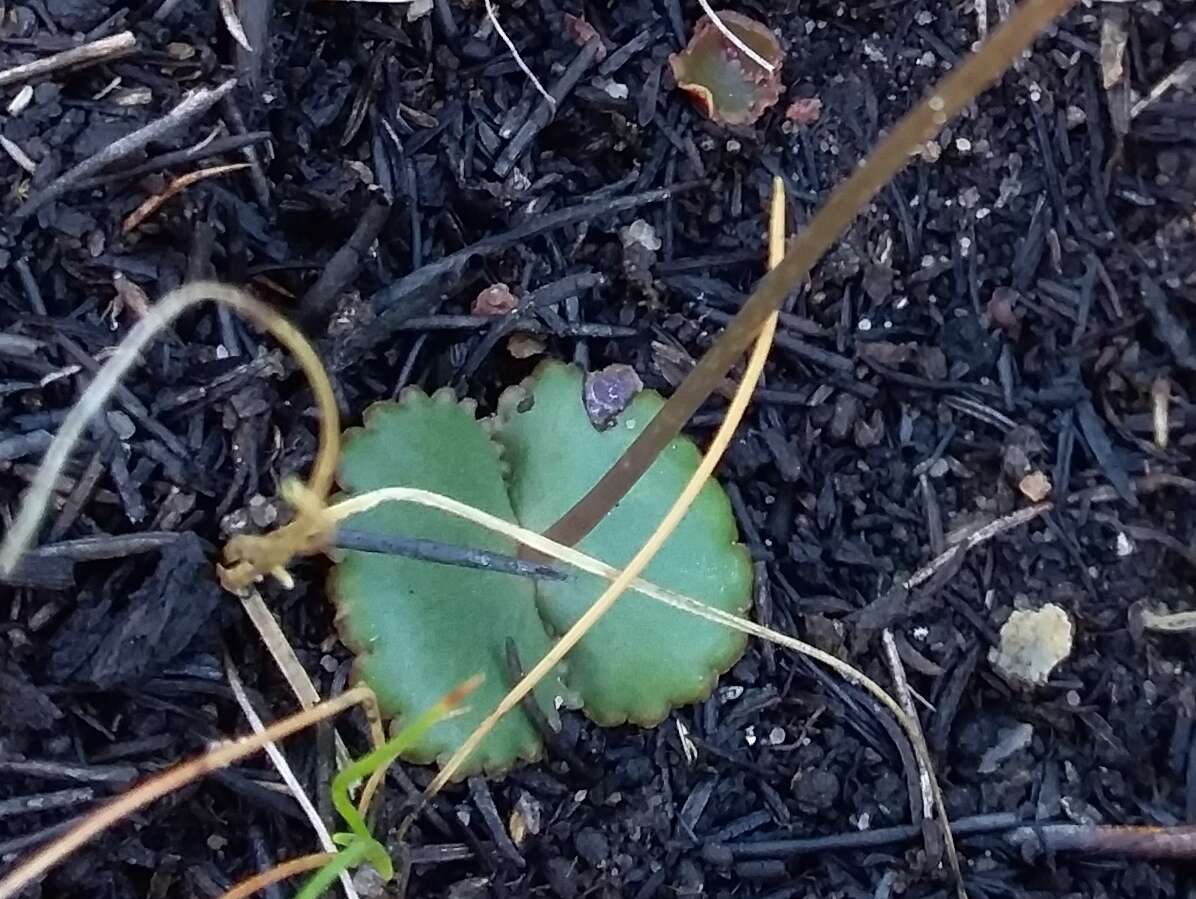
[293,676,481,899]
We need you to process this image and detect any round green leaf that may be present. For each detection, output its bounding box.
[329,389,567,775]
[495,362,753,726]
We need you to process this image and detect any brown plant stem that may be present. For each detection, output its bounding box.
[544,0,1075,548]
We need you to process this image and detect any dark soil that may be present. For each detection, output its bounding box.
[2,0,1196,897]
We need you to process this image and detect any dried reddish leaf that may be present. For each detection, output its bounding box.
[785,96,822,126]
[564,14,607,60]
[472,283,518,316]
[668,12,783,126]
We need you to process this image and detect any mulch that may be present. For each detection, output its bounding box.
[2,0,1195,896]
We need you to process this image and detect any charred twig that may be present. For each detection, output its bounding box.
[494,38,602,178]
[72,132,272,190]
[0,760,137,786]
[299,199,393,328]
[20,531,182,561]
[0,789,94,820]
[222,95,271,211]
[364,182,697,329]
[0,32,135,88]
[11,78,237,224]
[468,778,525,868]
[0,818,80,858]
[716,812,1021,860]
[334,529,569,581]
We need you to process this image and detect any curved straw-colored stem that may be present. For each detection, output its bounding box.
[0,687,373,899]
[327,481,963,886]
[0,484,963,899]
[0,281,339,577]
[424,181,786,794]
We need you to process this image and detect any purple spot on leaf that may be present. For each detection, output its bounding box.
[584,364,643,430]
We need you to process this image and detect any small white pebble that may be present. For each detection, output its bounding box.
[1115,531,1134,557]
[602,80,629,100]
[619,219,661,252]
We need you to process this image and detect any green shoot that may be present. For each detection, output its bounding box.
[294,677,481,899]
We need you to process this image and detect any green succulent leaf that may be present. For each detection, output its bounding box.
[330,388,567,776]
[330,365,753,771]
[494,362,753,726]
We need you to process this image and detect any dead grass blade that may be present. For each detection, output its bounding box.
[0,687,373,899]
[224,656,360,899]
[0,281,339,578]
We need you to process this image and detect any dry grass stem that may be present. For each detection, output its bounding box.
[542,0,1075,548]
[221,853,336,899]
[0,687,373,899]
[122,163,250,232]
[904,502,1052,591]
[484,0,554,108]
[423,176,786,793]
[235,587,352,770]
[224,657,359,899]
[0,281,339,578]
[882,630,934,819]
